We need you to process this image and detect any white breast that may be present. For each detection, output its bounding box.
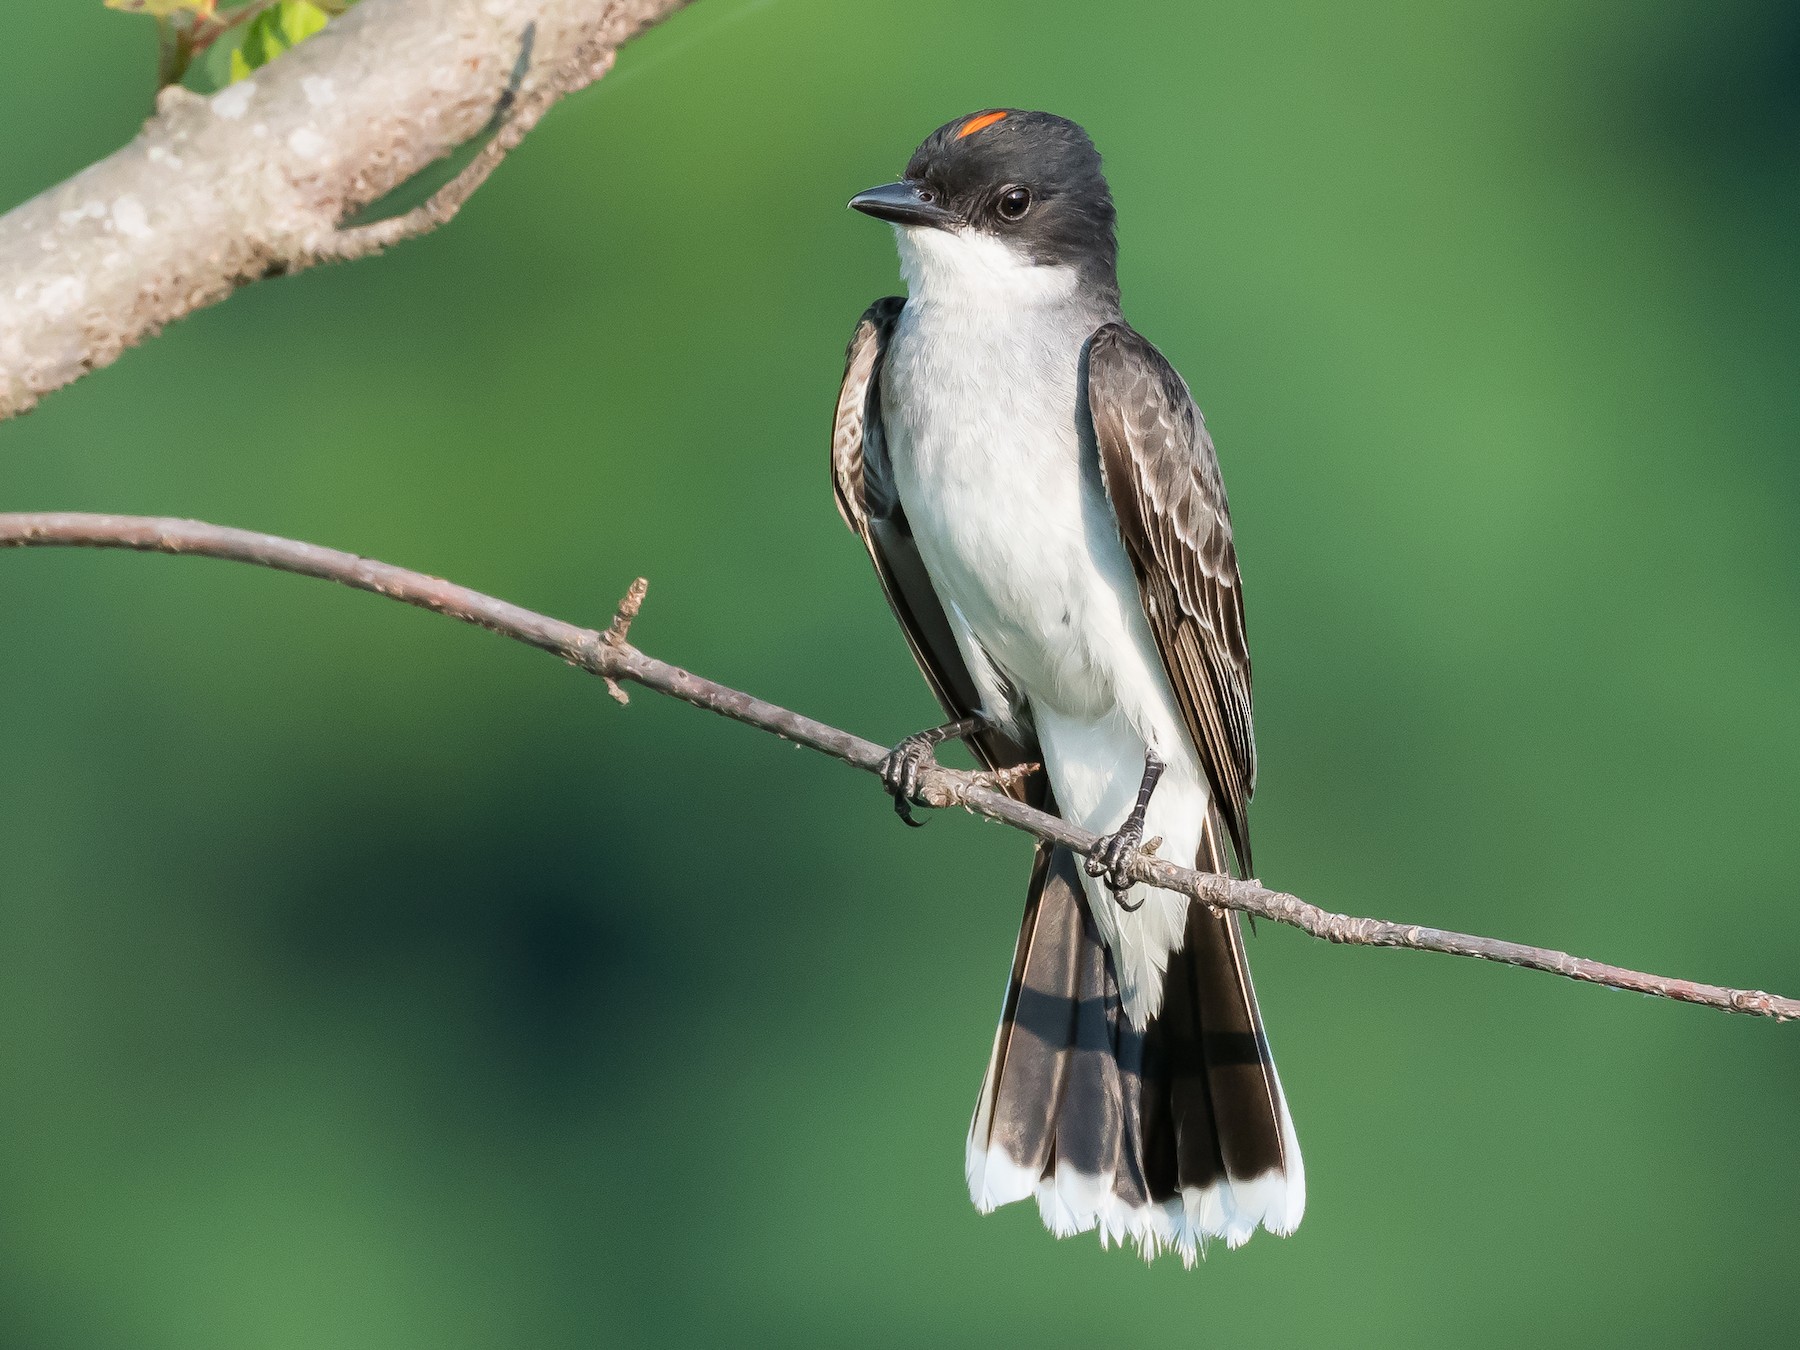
[879,229,1126,726]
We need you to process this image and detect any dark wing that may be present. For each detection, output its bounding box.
[832,298,1040,801]
[1084,323,1257,874]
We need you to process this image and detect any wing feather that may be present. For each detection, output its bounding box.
[1085,323,1257,873]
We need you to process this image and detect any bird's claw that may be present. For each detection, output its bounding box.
[879,731,941,828]
[1086,821,1145,899]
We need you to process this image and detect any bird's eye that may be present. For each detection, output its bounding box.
[916,186,937,204]
[997,186,1031,220]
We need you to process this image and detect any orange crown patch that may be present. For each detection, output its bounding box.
[956,111,1009,140]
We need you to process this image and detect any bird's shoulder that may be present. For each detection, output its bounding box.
[1083,320,1230,539]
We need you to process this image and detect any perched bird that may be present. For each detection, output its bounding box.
[832,110,1302,1265]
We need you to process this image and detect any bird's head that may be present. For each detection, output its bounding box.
[849,110,1118,302]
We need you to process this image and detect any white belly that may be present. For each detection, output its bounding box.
[881,305,1123,725]
[881,292,1210,1025]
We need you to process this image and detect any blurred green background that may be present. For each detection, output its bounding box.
[4,1,1798,1345]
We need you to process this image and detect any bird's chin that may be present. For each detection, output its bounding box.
[894,226,1074,306]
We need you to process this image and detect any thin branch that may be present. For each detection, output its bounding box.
[2,510,1794,1024]
[0,0,693,422]
[304,25,615,265]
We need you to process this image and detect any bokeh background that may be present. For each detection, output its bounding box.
[4,1,1799,1345]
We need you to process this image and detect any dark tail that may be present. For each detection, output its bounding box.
[965,821,1303,1265]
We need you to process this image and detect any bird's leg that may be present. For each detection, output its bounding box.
[1086,751,1166,908]
[879,715,990,827]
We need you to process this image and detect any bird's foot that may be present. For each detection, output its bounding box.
[1087,821,1149,903]
[1086,750,1167,910]
[879,732,940,827]
[877,716,986,827]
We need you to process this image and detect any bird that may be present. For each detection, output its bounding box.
[831,109,1302,1265]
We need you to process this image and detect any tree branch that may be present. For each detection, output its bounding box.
[0,0,692,422]
[3,510,1794,1023]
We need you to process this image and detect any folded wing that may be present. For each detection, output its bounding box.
[1084,323,1256,874]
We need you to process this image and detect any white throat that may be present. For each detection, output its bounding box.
[892,225,1080,308]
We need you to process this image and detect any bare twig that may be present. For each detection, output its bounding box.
[2,510,1794,1023]
[598,574,648,704]
[303,27,617,265]
[603,574,649,645]
[0,0,694,422]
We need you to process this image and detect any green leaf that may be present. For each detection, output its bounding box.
[224,1,333,82]
[277,0,330,45]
